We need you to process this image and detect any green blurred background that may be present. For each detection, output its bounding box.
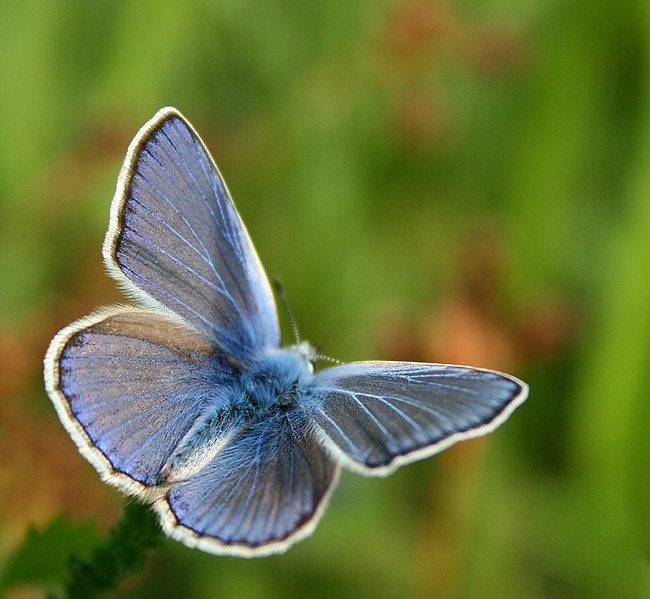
[1,0,649,597]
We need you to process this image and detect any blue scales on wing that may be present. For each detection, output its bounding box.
[305,361,527,474]
[54,309,232,487]
[104,109,280,363]
[157,411,339,552]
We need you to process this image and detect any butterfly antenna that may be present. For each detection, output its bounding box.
[315,352,342,365]
[273,279,301,344]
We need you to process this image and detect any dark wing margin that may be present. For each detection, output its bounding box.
[102,107,280,363]
[154,412,340,557]
[305,361,528,476]
[43,307,230,495]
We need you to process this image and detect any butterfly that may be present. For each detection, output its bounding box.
[44,107,528,557]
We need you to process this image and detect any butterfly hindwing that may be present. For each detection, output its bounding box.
[155,411,340,557]
[45,308,232,492]
[305,361,528,475]
[104,107,280,363]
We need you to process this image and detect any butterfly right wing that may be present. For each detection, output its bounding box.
[154,411,340,557]
[304,361,528,476]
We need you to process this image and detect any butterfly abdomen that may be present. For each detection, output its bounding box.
[160,345,315,484]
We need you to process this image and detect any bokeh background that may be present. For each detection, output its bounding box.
[1,0,649,597]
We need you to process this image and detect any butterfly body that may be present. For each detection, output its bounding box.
[45,107,528,557]
[236,342,317,412]
[161,341,316,483]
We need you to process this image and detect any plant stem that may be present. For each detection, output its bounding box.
[62,501,163,599]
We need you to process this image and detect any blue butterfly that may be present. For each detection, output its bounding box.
[44,107,528,557]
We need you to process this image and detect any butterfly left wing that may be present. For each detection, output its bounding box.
[104,108,279,363]
[305,361,528,476]
[44,308,232,494]
[154,412,340,557]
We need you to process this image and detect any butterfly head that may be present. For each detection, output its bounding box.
[293,340,319,370]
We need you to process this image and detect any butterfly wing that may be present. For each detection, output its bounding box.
[154,411,340,557]
[103,107,279,363]
[44,308,232,494]
[305,361,528,476]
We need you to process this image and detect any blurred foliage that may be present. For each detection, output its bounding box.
[1,0,650,597]
[61,502,162,599]
[0,515,101,593]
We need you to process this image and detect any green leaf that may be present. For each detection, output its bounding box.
[63,501,163,599]
[0,515,101,590]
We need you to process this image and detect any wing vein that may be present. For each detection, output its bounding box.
[126,193,228,294]
[314,407,368,462]
[140,148,216,264]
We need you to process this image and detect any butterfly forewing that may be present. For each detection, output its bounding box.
[104,108,280,363]
[306,362,528,475]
